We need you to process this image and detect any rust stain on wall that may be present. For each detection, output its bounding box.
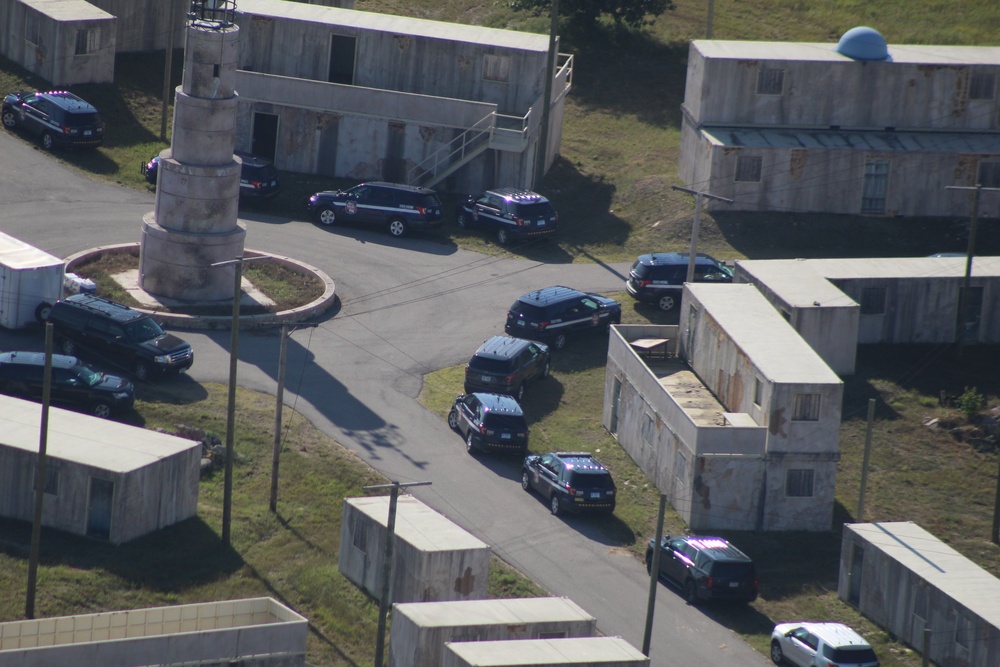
[952,68,970,117]
[769,406,787,437]
[693,463,711,510]
[953,154,976,182]
[737,60,759,68]
[419,125,436,142]
[394,35,411,52]
[457,56,472,71]
[790,149,806,179]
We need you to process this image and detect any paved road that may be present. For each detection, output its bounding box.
[0,131,769,667]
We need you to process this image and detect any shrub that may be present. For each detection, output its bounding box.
[956,386,987,420]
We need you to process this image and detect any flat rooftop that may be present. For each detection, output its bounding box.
[444,636,648,666]
[238,0,548,51]
[693,39,1000,65]
[346,496,489,552]
[22,0,114,21]
[394,597,595,627]
[847,522,1000,627]
[0,230,64,270]
[659,370,728,427]
[687,283,842,385]
[0,395,200,473]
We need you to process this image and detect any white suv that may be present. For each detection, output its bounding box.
[770,622,879,667]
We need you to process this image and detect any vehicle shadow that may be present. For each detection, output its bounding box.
[309,220,460,256]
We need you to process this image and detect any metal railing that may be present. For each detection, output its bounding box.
[188,0,236,27]
[406,113,495,188]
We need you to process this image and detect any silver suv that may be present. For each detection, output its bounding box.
[770,622,879,667]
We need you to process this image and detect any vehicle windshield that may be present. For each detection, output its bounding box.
[73,362,102,386]
[124,317,165,342]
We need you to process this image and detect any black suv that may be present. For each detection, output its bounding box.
[521,451,617,515]
[45,294,194,381]
[448,392,529,456]
[141,152,281,201]
[2,91,105,150]
[307,182,444,238]
[505,286,621,350]
[0,352,135,418]
[645,535,759,604]
[464,336,550,401]
[456,187,558,245]
[626,252,733,312]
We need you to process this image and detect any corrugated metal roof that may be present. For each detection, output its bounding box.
[238,0,548,51]
[687,283,842,385]
[0,395,200,473]
[847,522,1000,627]
[694,39,1000,65]
[444,636,648,665]
[395,597,595,627]
[701,127,1000,154]
[346,496,489,551]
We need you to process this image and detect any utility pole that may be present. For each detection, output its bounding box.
[706,0,716,38]
[856,398,875,523]
[25,324,54,619]
[945,184,1000,359]
[211,254,270,546]
[671,186,733,284]
[533,0,559,189]
[160,0,180,141]
[270,323,317,513]
[364,480,432,667]
[642,494,667,655]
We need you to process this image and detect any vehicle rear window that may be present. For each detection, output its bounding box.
[512,202,553,218]
[483,414,527,431]
[469,356,514,374]
[708,561,755,579]
[416,193,441,208]
[510,301,546,319]
[65,112,102,127]
[568,471,614,489]
[823,646,877,664]
[631,262,653,279]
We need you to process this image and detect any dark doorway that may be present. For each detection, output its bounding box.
[328,34,357,85]
[252,112,278,162]
[848,542,864,605]
[87,477,115,540]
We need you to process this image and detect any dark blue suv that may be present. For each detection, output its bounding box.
[448,392,529,456]
[2,91,105,150]
[505,286,621,350]
[456,187,558,245]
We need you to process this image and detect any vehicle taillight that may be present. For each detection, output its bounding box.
[638,279,651,287]
[415,206,427,215]
[706,576,714,590]
[512,216,525,227]
[537,321,549,330]
[249,180,263,189]
[503,374,515,384]
[60,125,73,135]
[479,424,488,434]
[565,483,581,497]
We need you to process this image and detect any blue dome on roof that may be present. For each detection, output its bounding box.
[836,26,891,61]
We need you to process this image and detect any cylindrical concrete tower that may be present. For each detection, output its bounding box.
[139,3,246,301]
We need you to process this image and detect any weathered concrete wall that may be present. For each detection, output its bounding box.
[339,496,490,604]
[1,0,115,85]
[604,325,768,531]
[838,523,1000,667]
[687,133,1000,217]
[686,41,1000,131]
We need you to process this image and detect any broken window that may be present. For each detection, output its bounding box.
[792,393,820,421]
[735,155,763,182]
[483,54,511,82]
[861,159,889,214]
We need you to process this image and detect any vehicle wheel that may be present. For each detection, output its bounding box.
[387,218,408,238]
[683,579,699,604]
[456,212,469,229]
[133,361,151,382]
[466,431,476,454]
[645,552,653,574]
[514,383,525,402]
[1,109,16,128]
[317,206,336,226]
[91,402,112,419]
[657,294,676,312]
[497,228,510,245]
[553,333,567,350]
[34,302,53,322]
[521,470,531,492]
[549,493,562,516]
[541,361,550,379]
[41,132,54,151]
[447,408,459,431]
[60,338,76,356]
[770,640,785,665]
